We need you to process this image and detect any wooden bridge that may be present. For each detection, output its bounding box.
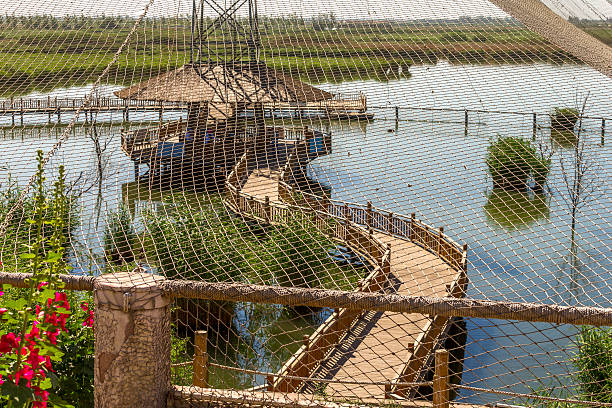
[223,126,468,404]
[0,92,372,125]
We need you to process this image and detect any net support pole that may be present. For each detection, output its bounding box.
[94,272,171,408]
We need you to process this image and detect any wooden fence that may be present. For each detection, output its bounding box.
[121,118,187,155]
[224,127,468,394]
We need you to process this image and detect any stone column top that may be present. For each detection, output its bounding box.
[94,272,169,311]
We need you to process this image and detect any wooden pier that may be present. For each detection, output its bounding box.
[223,126,468,404]
[0,92,372,124]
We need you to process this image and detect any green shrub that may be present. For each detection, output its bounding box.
[575,326,612,403]
[552,107,579,131]
[486,136,551,191]
[104,205,137,265]
[486,136,534,190]
[268,216,342,289]
[530,154,552,192]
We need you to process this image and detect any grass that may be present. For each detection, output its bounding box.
[0,16,585,95]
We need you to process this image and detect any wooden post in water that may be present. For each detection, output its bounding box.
[602,118,606,146]
[532,113,537,141]
[464,110,468,137]
[193,330,209,388]
[395,106,399,123]
[433,349,450,408]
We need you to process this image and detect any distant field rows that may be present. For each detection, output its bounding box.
[0,22,601,95]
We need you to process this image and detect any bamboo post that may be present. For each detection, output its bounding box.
[602,118,606,146]
[395,106,399,122]
[193,330,209,388]
[532,113,537,141]
[433,349,450,408]
[464,110,468,137]
[366,201,373,228]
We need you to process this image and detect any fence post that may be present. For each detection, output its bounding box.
[433,349,450,408]
[266,374,275,392]
[94,272,170,408]
[387,212,393,234]
[264,196,271,222]
[410,213,416,241]
[193,330,209,388]
[438,227,444,256]
[367,201,373,228]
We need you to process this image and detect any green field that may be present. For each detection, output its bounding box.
[0,15,589,96]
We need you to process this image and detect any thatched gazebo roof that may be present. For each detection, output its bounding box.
[114,63,332,103]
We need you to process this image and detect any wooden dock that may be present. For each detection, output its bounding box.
[0,92,372,124]
[223,126,468,404]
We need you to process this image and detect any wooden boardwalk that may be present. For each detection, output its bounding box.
[227,132,467,402]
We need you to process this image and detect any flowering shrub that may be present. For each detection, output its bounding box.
[0,151,92,408]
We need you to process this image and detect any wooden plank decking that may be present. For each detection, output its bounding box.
[237,144,462,401]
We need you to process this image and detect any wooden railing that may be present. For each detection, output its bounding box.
[274,137,468,395]
[225,126,467,394]
[0,96,185,111]
[121,119,187,155]
[387,264,468,399]
[278,142,466,272]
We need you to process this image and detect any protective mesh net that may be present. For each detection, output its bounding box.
[0,0,611,406]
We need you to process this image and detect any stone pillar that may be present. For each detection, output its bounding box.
[94,272,170,408]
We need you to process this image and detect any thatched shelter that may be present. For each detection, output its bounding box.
[114,63,332,104]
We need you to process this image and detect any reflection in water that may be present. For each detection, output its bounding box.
[484,189,550,231]
[208,303,330,389]
[551,130,578,149]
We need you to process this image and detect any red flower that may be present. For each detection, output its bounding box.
[14,365,36,387]
[33,387,49,408]
[46,329,59,345]
[0,307,7,316]
[53,292,69,311]
[0,332,20,354]
[37,282,48,291]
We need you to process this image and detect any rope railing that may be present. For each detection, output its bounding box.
[4,273,612,326]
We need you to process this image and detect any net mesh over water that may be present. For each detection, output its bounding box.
[0,0,611,406]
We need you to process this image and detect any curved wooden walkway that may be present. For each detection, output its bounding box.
[225,128,468,402]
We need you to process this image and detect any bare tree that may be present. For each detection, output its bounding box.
[558,95,602,260]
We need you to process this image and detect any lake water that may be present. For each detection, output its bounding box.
[0,61,610,404]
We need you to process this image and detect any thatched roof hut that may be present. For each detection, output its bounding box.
[114,63,332,103]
